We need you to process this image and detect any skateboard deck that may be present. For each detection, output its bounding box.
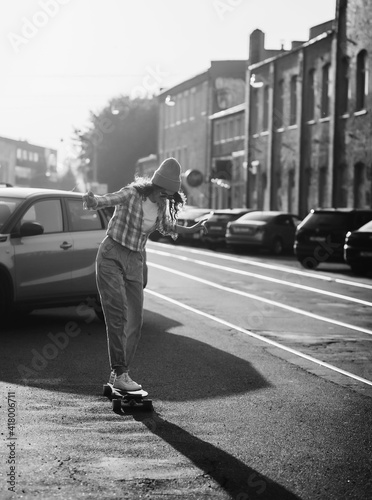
[103,382,153,412]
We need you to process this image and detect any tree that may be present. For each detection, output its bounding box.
[74,96,158,192]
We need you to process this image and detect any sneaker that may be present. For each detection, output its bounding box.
[108,370,116,385]
[113,373,142,392]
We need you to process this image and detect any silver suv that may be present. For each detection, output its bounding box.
[0,187,147,320]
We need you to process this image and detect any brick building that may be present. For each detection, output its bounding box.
[246,0,372,217]
[333,0,372,209]
[0,136,57,187]
[209,103,245,208]
[157,60,246,207]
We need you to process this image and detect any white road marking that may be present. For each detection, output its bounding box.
[148,262,372,337]
[148,249,372,308]
[145,289,372,387]
[149,242,372,290]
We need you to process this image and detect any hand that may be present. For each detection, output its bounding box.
[194,219,208,235]
[82,191,97,210]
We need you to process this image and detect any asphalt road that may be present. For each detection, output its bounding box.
[1,242,371,499]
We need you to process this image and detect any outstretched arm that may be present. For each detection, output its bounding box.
[176,219,208,235]
[82,191,98,210]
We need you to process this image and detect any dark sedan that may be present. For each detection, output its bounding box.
[201,208,253,249]
[344,220,372,275]
[226,211,301,255]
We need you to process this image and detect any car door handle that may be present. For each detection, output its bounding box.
[60,241,72,250]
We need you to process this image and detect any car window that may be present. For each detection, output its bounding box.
[0,198,23,230]
[239,212,274,222]
[275,215,291,226]
[66,198,103,231]
[301,212,351,228]
[21,199,63,234]
[358,220,372,232]
[292,216,302,227]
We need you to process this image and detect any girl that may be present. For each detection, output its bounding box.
[82,158,207,391]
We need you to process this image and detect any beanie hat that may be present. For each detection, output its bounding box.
[151,157,181,193]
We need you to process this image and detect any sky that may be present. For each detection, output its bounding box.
[0,0,337,167]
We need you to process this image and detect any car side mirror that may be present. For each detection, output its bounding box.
[19,221,44,237]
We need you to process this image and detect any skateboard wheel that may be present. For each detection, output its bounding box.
[112,399,122,413]
[143,400,153,411]
[103,384,112,398]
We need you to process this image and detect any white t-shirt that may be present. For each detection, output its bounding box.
[142,198,158,233]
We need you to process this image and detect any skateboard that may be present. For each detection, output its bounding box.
[103,381,153,413]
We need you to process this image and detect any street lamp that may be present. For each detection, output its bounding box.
[165,95,175,106]
[250,74,264,88]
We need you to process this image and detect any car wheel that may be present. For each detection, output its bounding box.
[299,258,319,270]
[271,237,283,255]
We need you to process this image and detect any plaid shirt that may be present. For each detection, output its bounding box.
[94,186,178,251]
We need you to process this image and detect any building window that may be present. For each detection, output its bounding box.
[354,162,367,207]
[176,95,181,124]
[214,121,220,144]
[275,79,284,129]
[182,91,188,122]
[340,56,349,115]
[263,85,269,131]
[190,88,195,119]
[251,87,259,133]
[307,69,315,121]
[318,166,327,207]
[221,121,227,142]
[238,114,244,137]
[16,149,22,159]
[290,76,297,125]
[321,64,331,118]
[201,81,208,114]
[356,50,368,111]
[228,118,234,140]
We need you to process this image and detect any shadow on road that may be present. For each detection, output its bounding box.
[1,307,270,401]
[137,309,270,400]
[0,307,300,499]
[129,412,301,500]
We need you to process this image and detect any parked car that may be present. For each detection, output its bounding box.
[175,206,212,245]
[148,205,208,243]
[294,208,372,269]
[344,219,372,275]
[0,187,147,320]
[226,211,301,255]
[201,208,254,249]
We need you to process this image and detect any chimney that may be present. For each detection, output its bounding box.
[249,29,265,64]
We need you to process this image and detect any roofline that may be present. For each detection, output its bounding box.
[158,59,247,98]
[157,70,209,98]
[249,30,334,70]
[0,135,57,152]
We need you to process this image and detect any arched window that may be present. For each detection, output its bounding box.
[340,56,349,115]
[356,50,368,111]
[321,64,331,118]
[251,87,259,134]
[306,69,315,121]
[263,85,269,131]
[290,76,297,125]
[275,79,284,129]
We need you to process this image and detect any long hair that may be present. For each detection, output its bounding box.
[129,176,186,221]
